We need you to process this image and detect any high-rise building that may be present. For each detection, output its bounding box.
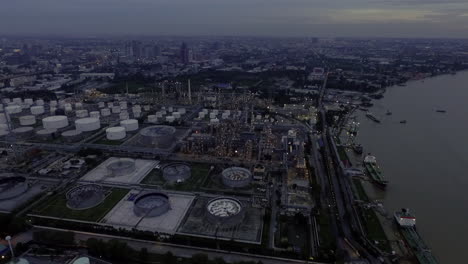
[180,42,190,64]
[153,45,161,57]
[132,40,142,58]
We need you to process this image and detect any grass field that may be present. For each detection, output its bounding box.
[164,163,211,191]
[32,188,129,222]
[140,169,165,185]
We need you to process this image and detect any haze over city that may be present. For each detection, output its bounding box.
[1,0,468,37]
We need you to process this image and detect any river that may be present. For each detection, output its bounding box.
[355,71,468,264]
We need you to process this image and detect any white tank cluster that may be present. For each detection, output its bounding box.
[120,119,139,132]
[19,115,36,126]
[5,105,22,114]
[42,116,69,130]
[36,99,45,106]
[106,126,126,140]
[101,108,111,116]
[30,106,45,115]
[75,118,100,132]
[36,129,56,140]
[98,102,105,108]
[119,112,129,120]
[12,126,34,139]
[90,111,100,118]
[148,115,158,123]
[112,106,121,114]
[76,109,88,118]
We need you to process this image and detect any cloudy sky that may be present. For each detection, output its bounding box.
[1,0,467,37]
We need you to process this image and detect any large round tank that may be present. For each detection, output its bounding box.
[162,163,191,183]
[133,111,141,118]
[101,108,111,116]
[30,105,45,115]
[198,112,206,118]
[112,106,121,114]
[0,124,8,131]
[49,100,58,107]
[36,129,56,140]
[178,108,186,114]
[0,113,7,124]
[138,125,175,148]
[0,130,10,138]
[147,115,158,123]
[120,119,139,132]
[166,116,175,123]
[12,98,22,104]
[119,112,129,120]
[155,112,163,118]
[19,115,36,126]
[76,109,88,118]
[12,126,34,139]
[89,111,100,118]
[143,105,150,111]
[119,101,128,110]
[172,112,181,119]
[106,158,136,177]
[66,184,105,210]
[221,167,252,188]
[106,126,126,140]
[42,116,69,130]
[133,192,170,217]
[75,102,83,109]
[5,105,22,114]
[205,197,244,227]
[61,130,82,142]
[98,102,105,108]
[2,98,11,104]
[24,98,33,105]
[75,118,100,132]
[0,175,28,200]
[107,102,114,108]
[36,99,45,106]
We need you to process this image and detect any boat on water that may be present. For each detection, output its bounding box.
[365,112,381,123]
[435,109,446,113]
[400,120,407,124]
[394,209,439,264]
[363,155,388,189]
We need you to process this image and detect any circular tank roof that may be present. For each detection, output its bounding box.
[139,125,176,137]
[207,197,242,217]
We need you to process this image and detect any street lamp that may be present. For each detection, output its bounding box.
[5,235,14,259]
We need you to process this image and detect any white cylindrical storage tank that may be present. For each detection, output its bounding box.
[12,98,22,104]
[98,102,105,108]
[148,115,158,123]
[0,123,8,131]
[101,108,111,116]
[155,112,163,118]
[24,98,33,105]
[168,106,173,113]
[173,112,181,119]
[202,108,208,114]
[160,110,167,115]
[178,108,186,114]
[36,99,45,106]
[119,101,127,110]
[49,100,57,107]
[221,113,229,119]
[143,105,150,111]
[19,115,36,126]
[166,116,175,123]
[132,105,141,113]
[76,109,88,118]
[120,119,139,132]
[209,112,216,119]
[64,103,72,109]
[50,107,57,114]
[119,112,129,120]
[75,117,100,132]
[210,118,220,124]
[30,106,45,115]
[75,102,83,109]
[2,98,11,104]
[5,105,22,114]
[0,105,3,111]
[107,102,114,108]
[13,126,34,139]
[42,116,69,130]
[36,129,56,140]
[90,111,100,118]
[112,106,121,114]
[224,110,231,115]
[198,112,206,118]
[106,127,126,140]
[256,114,262,120]
[212,109,219,115]
[133,112,141,118]
[61,130,82,142]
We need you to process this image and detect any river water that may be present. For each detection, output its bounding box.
[355,71,468,264]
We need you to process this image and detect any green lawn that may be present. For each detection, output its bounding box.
[164,163,211,191]
[32,188,129,222]
[140,169,165,185]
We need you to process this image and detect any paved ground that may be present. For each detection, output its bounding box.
[79,157,158,185]
[0,181,52,212]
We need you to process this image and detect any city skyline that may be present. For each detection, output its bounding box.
[1,0,468,38]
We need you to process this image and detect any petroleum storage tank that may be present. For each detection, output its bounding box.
[166,116,175,123]
[5,105,22,114]
[30,106,45,115]
[49,100,57,107]
[89,111,100,118]
[143,105,150,111]
[148,115,157,123]
[107,158,136,177]
[12,126,34,139]
[107,102,114,108]
[0,113,6,124]
[112,106,121,114]
[120,119,139,132]
[75,118,100,132]
[106,127,126,140]
[76,109,88,118]
[209,112,216,119]
[36,129,56,140]
[0,130,9,138]
[119,101,127,109]
[2,98,11,104]
[36,99,45,106]
[133,192,171,217]
[138,125,175,148]
[61,130,82,142]
[221,167,252,188]
[19,115,36,126]
[101,108,111,116]
[24,98,33,105]
[205,197,244,227]
[133,111,141,118]
[42,116,69,130]
[12,98,22,104]
[98,102,105,108]
[75,102,83,109]
[178,108,186,114]
[119,112,129,120]
[172,112,181,119]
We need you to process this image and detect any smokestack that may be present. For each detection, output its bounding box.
[188,79,192,104]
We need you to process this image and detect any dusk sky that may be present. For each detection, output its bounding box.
[1,0,468,37]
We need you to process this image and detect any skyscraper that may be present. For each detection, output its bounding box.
[180,42,190,64]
